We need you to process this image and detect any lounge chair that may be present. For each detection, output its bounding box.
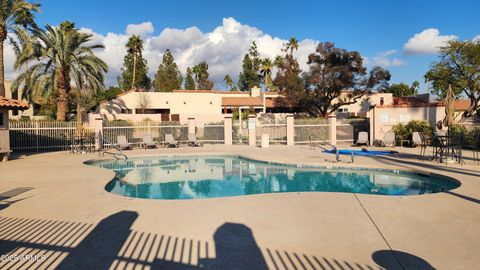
[383,131,395,147]
[165,134,180,148]
[142,135,157,149]
[117,135,132,150]
[412,132,422,147]
[356,132,369,146]
[188,133,203,147]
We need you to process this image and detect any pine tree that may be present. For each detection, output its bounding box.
[153,49,182,92]
[119,35,151,90]
[238,41,261,91]
[192,61,214,90]
[184,67,195,90]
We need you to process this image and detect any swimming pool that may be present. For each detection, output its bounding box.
[323,149,397,156]
[89,155,459,200]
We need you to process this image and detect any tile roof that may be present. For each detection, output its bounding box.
[0,96,30,110]
[222,97,264,106]
[453,100,471,111]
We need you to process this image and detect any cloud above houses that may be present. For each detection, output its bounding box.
[81,17,320,88]
[4,17,412,89]
[403,28,458,55]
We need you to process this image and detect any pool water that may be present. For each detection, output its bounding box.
[90,155,459,200]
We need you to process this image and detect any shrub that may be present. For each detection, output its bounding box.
[392,120,433,142]
[232,110,249,120]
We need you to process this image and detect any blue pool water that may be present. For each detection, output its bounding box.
[323,149,397,156]
[89,155,459,200]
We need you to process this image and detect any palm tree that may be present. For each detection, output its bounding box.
[260,58,273,91]
[0,0,39,96]
[286,37,299,55]
[126,35,143,89]
[12,21,108,121]
[224,74,234,90]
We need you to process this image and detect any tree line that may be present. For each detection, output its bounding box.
[1,0,479,121]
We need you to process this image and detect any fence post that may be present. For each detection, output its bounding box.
[329,115,337,145]
[188,118,195,135]
[248,115,256,146]
[94,116,103,150]
[35,121,39,152]
[286,114,294,146]
[224,116,232,145]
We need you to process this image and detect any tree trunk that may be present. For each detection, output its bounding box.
[56,69,70,121]
[132,54,137,89]
[0,28,6,97]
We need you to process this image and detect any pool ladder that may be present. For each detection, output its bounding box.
[98,137,128,160]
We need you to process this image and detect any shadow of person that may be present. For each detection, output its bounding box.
[201,222,269,270]
[373,250,436,270]
[153,222,268,270]
[55,211,138,270]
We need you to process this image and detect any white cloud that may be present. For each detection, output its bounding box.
[404,28,457,55]
[75,17,318,88]
[473,35,480,43]
[364,49,406,68]
[125,22,154,38]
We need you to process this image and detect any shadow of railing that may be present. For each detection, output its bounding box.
[0,211,436,270]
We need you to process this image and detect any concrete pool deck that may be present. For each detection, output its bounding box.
[1,145,479,270]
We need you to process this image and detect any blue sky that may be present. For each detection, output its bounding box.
[19,0,480,91]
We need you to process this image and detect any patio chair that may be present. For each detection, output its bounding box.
[382,131,395,147]
[356,132,369,146]
[165,134,180,148]
[412,132,422,147]
[142,135,157,149]
[188,133,203,147]
[117,135,132,150]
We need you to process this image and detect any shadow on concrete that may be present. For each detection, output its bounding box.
[445,191,480,205]
[372,153,480,178]
[0,187,33,211]
[0,210,438,270]
[373,250,436,270]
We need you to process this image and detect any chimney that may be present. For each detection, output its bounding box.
[250,86,261,97]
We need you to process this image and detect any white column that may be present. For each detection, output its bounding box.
[94,116,103,150]
[248,115,256,146]
[188,117,195,135]
[286,114,294,146]
[224,116,232,145]
[329,114,337,146]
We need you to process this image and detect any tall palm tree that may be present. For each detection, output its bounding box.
[286,37,299,55]
[0,0,39,96]
[260,58,273,91]
[126,35,143,89]
[224,74,234,90]
[12,21,108,121]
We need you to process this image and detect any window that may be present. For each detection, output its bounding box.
[380,97,384,105]
[338,108,348,113]
[0,112,4,126]
[121,109,132,114]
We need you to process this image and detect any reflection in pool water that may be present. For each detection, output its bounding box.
[90,155,459,200]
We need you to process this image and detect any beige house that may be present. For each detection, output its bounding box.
[0,95,29,161]
[369,95,446,142]
[97,87,283,124]
[4,80,36,119]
